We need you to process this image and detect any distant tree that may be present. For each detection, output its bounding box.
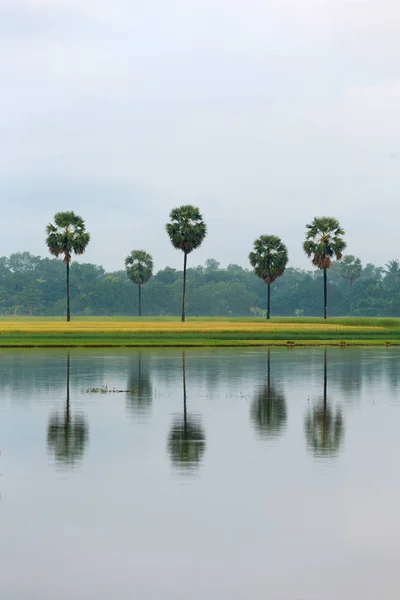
[303,217,346,319]
[166,205,207,322]
[125,250,153,316]
[340,255,362,313]
[249,235,288,319]
[46,211,90,321]
[384,259,400,284]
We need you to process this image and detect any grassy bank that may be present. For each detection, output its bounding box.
[0,316,400,346]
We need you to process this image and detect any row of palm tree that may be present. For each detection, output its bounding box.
[46,209,346,321]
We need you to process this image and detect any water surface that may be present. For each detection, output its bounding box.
[0,347,399,599]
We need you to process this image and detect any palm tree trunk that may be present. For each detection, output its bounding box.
[181,252,187,323]
[323,267,327,319]
[138,284,142,317]
[182,351,187,433]
[66,260,71,322]
[267,282,271,320]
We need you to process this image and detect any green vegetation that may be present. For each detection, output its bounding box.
[46,211,90,322]
[166,205,207,322]
[125,250,153,316]
[249,235,288,319]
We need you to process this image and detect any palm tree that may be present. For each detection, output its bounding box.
[303,217,346,319]
[47,353,89,467]
[166,205,207,322]
[167,352,206,472]
[125,250,153,316]
[340,255,362,313]
[46,211,90,321]
[384,259,400,284]
[249,235,288,319]
[250,350,287,439]
[304,349,345,458]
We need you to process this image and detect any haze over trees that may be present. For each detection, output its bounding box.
[166,205,207,322]
[45,211,90,322]
[2,250,400,317]
[125,250,153,316]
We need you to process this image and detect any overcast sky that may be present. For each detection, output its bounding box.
[1,0,400,272]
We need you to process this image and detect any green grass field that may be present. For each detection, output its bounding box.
[0,316,399,346]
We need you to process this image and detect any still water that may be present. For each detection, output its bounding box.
[1,347,400,599]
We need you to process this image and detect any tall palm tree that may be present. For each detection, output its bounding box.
[249,235,288,319]
[125,250,153,316]
[250,350,287,439]
[304,349,345,458]
[167,352,206,472]
[166,205,207,322]
[340,255,362,314]
[46,211,90,321]
[303,217,346,319]
[47,352,89,467]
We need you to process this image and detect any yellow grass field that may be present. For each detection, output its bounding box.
[0,316,397,346]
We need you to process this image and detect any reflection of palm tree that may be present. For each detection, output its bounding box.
[47,353,89,467]
[126,351,153,417]
[305,350,344,458]
[167,352,205,472]
[251,350,287,439]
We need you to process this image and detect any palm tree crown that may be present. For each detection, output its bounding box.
[125,250,153,285]
[166,205,207,254]
[46,211,90,264]
[249,235,288,283]
[303,217,346,268]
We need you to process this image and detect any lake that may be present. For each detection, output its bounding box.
[1,347,400,599]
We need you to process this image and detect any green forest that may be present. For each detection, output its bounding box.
[1,250,399,317]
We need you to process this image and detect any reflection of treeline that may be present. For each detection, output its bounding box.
[2,251,400,317]
[2,347,399,398]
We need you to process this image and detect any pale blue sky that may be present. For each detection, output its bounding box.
[1,0,400,272]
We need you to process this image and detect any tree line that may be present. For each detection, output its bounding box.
[1,248,400,318]
[44,207,352,320]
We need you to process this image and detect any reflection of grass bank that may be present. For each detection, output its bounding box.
[1,317,400,346]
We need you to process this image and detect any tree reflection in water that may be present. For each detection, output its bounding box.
[251,350,287,440]
[47,352,89,467]
[167,351,205,473]
[304,349,344,458]
[126,351,153,418]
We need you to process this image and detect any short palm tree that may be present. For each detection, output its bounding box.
[166,205,207,322]
[46,211,90,321]
[384,259,400,284]
[249,235,288,319]
[125,250,153,316]
[340,255,362,313]
[303,217,346,319]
